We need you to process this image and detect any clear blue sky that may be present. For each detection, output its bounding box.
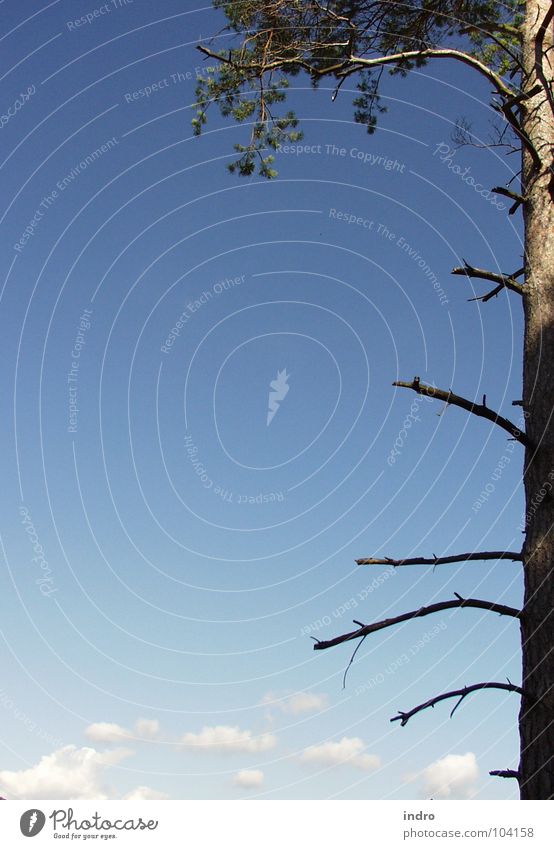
[0,0,525,800]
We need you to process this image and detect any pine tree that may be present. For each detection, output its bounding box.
[196,0,554,799]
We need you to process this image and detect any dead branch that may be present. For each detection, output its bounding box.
[356,551,523,567]
[491,186,526,214]
[490,769,520,780]
[391,682,525,727]
[468,284,512,302]
[393,377,531,447]
[451,261,525,297]
[491,186,525,203]
[313,594,521,651]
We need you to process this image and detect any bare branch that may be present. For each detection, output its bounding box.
[356,551,523,568]
[468,284,509,302]
[451,261,525,296]
[391,682,525,727]
[393,377,531,447]
[490,769,520,780]
[491,186,526,214]
[491,187,525,203]
[313,595,521,652]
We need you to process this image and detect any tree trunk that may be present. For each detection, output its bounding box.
[519,0,554,799]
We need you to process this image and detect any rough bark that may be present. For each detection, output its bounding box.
[519,0,554,799]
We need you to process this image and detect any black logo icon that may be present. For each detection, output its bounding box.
[20,809,46,837]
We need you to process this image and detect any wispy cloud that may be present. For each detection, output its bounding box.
[85,722,130,743]
[180,725,277,754]
[261,691,328,716]
[123,785,169,800]
[233,769,264,789]
[299,737,380,771]
[85,718,160,743]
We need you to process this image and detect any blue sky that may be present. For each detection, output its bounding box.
[0,0,525,800]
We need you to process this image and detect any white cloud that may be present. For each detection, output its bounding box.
[420,752,479,799]
[299,737,380,771]
[261,691,328,715]
[0,745,132,800]
[123,785,169,800]
[85,722,130,743]
[85,719,160,743]
[0,746,168,802]
[134,719,160,738]
[232,769,264,789]
[180,725,277,754]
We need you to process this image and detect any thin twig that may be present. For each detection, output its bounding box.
[343,634,367,689]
